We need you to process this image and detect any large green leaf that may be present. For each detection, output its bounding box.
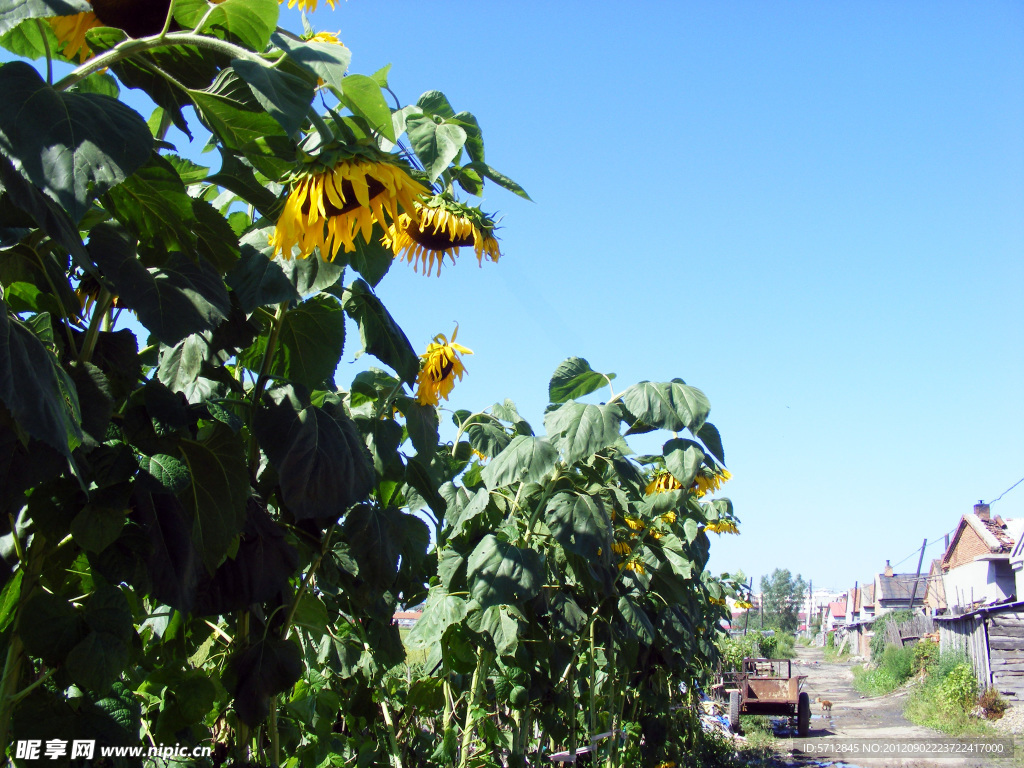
[468,604,520,656]
[662,438,705,487]
[175,0,278,51]
[545,491,610,560]
[0,301,83,456]
[65,631,128,693]
[453,111,484,163]
[467,534,543,610]
[177,424,250,572]
[465,161,532,201]
[0,0,90,36]
[226,637,302,727]
[241,294,345,389]
[405,587,468,650]
[0,62,152,222]
[340,74,396,143]
[444,486,490,540]
[407,113,466,182]
[233,59,315,136]
[254,391,374,521]
[548,357,614,404]
[207,149,282,219]
[697,421,725,464]
[481,435,557,490]
[18,591,87,664]
[88,224,230,346]
[399,398,439,457]
[270,31,351,92]
[620,380,710,434]
[543,401,621,466]
[188,68,289,159]
[617,594,655,645]
[227,228,302,313]
[0,155,89,267]
[343,278,419,384]
[464,420,511,460]
[103,153,196,255]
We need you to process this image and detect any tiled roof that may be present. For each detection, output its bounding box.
[876,573,928,601]
[827,600,846,616]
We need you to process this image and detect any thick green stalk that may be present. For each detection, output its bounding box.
[268,704,280,767]
[458,649,492,768]
[567,661,577,761]
[248,302,288,472]
[589,620,597,748]
[604,632,615,768]
[380,699,404,768]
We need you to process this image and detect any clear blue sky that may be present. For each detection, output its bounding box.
[295,0,1023,593]
[17,2,1024,594]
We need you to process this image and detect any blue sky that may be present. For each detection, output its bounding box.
[299,0,1023,592]
[14,1,1022,594]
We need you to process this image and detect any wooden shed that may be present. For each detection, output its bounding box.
[935,600,1024,699]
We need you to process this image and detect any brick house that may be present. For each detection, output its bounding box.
[923,558,947,614]
[942,502,1023,612]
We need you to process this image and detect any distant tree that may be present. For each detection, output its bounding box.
[760,568,807,633]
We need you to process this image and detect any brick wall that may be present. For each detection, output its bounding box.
[946,526,990,570]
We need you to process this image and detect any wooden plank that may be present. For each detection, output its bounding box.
[988,627,1024,638]
[990,648,1024,660]
[989,638,1024,651]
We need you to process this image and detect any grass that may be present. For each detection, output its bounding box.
[823,643,850,662]
[736,715,776,764]
[852,644,915,696]
[903,651,998,738]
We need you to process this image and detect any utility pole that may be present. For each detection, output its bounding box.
[743,577,753,636]
[907,538,927,612]
[808,580,813,635]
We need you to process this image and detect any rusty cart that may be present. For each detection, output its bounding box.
[723,658,810,737]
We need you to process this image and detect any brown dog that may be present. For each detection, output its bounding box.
[816,697,833,712]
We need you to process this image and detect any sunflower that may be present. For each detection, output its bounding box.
[645,470,682,495]
[705,520,739,535]
[415,326,472,406]
[623,516,645,532]
[693,467,732,498]
[385,196,501,277]
[709,597,727,606]
[619,558,646,575]
[270,156,426,262]
[735,600,754,610]
[307,30,342,44]
[48,12,102,63]
[611,541,631,556]
[660,511,677,524]
[280,0,336,11]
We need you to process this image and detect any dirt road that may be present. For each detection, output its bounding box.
[768,644,1008,767]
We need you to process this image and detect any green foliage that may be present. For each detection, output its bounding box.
[940,662,979,713]
[853,644,915,696]
[869,609,914,658]
[905,652,996,737]
[758,568,807,633]
[0,4,744,766]
[913,638,938,673]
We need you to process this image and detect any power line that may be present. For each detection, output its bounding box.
[890,526,957,570]
[989,475,1024,505]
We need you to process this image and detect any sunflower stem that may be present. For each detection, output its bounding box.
[35,20,52,85]
[308,110,335,145]
[160,0,178,38]
[281,525,334,641]
[249,302,288,471]
[79,288,114,364]
[54,31,270,92]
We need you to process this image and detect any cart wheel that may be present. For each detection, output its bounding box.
[728,691,740,732]
[797,691,810,737]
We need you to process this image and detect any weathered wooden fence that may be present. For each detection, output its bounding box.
[936,606,1024,700]
[884,614,934,647]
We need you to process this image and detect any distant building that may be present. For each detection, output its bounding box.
[874,560,929,615]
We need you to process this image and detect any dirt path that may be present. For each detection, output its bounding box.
[766,645,1003,767]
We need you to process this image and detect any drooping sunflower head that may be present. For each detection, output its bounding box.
[693,467,731,498]
[623,516,645,532]
[48,12,102,63]
[385,196,501,277]
[645,470,682,495]
[735,599,754,610]
[705,520,739,535]
[270,153,427,262]
[415,325,472,406]
[281,0,337,12]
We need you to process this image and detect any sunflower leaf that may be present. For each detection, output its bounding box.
[543,401,621,466]
[467,534,543,610]
[548,357,613,404]
[232,59,315,136]
[620,381,710,434]
[340,74,396,144]
[0,61,152,223]
[0,0,90,37]
[696,421,725,465]
[407,115,467,183]
[481,435,557,491]
[271,32,351,92]
[662,438,704,488]
[343,279,419,384]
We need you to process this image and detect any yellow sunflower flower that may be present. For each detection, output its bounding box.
[280,0,336,11]
[619,558,646,575]
[693,468,732,498]
[709,597,726,606]
[735,600,754,610]
[415,326,472,406]
[623,516,645,531]
[385,198,501,277]
[308,30,342,44]
[645,470,682,495]
[611,541,631,556]
[270,157,426,262]
[48,12,102,63]
[705,520,739,535]
[660,511,677,524]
